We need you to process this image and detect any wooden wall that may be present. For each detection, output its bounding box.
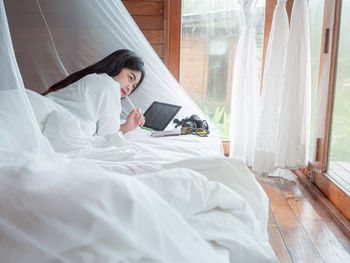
[122,0,181,80]
[122,0,165,59]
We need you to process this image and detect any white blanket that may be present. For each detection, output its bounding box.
[17,95,278,262]
[51,134,277,262]
[0,153,225,263]
[0,152,277,263]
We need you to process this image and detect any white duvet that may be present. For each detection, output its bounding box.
[2,92,278,262]
[0,153,224,263]
[0,152,277,262]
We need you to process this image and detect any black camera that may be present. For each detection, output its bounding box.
[173,114,209,130]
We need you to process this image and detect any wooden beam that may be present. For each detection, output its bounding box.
[164,0,181,81]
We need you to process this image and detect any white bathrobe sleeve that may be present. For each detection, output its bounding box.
[47,73,122,137]
[97,115,121,136]
[84,74,122,136]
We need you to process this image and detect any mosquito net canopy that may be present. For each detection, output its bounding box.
[4,0,205,120]
[0,2,226,261]
[0,0,53,156]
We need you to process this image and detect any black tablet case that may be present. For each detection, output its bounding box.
[143,101,182,131]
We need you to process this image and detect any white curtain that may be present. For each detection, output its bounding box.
[252,0,289,173]
[276,0,311,169]
[241,0,311,173]
[229,0,259,166]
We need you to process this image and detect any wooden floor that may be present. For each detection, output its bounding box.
[257,174,350,263]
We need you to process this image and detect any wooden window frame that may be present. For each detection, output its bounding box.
[300,0,350,222]
[164,0,181,81]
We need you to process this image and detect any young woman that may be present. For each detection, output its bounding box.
[43,49,145,136]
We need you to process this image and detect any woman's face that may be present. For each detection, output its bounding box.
[113,68,142,98]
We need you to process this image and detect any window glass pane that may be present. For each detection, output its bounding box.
[180,0,265,140]
[328,0,350,193]
[206,39,230,103]
[308,0,324,161]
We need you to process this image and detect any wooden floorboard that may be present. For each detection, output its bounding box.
[267,209,293,263]
[257,174,350,263]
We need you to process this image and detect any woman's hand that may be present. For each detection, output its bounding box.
[120,108,145,134]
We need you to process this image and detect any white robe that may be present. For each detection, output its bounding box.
[47,73,121,136]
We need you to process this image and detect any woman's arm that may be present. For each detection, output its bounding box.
[120,108,145,134]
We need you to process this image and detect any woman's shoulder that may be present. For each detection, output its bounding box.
[83,73,119,88]
[81,73,120,99]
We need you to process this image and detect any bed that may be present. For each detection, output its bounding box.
[0,69,279,263]
[1,89,278,263]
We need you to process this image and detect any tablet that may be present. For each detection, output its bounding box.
[142,101,182,131]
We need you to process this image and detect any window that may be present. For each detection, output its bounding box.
[308,0,324,160]
[327,0,350,194]
[306,0,350,220]
[180,0,265,140]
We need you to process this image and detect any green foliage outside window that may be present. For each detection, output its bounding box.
[204,106,230,140]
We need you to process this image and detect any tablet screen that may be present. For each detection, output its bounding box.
[143,101,182,131]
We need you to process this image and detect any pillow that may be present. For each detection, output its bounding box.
[26,89,70,132]
[42,110,92,153]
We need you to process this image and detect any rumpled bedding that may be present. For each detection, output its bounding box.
[0,153,225,263]
[7,91,278,262]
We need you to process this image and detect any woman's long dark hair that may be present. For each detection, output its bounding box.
[42,49,145,95]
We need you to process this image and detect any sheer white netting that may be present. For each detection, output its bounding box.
[0,1,228,261]
[4,0,210,124]
[253,0,289,173]
[0,0,53,156]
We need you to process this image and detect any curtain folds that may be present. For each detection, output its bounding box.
[229,0,259,166]
[252,0,289,173]
[231,0,311,172]
[276,0,311,169]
